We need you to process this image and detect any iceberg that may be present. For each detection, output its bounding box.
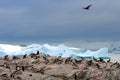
[72,48,109,59]
[0,44,22,57]
[0,44,110,59]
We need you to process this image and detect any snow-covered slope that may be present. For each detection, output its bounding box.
[0,44,22,53]
[0,44,109,59]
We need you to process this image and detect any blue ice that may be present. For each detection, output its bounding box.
[0,44,109,59]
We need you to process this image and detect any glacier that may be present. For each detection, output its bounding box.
[0,44,109,59]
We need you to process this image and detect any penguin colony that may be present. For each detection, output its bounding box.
[0,51,120,80]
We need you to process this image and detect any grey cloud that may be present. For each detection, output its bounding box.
[0,0,120,41]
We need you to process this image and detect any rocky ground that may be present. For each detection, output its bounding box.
[0,52,120,80]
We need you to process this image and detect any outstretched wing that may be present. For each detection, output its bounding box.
[83,4,92,10]
[87,4,92,9]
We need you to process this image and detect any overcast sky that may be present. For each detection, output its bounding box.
[0,0,120,42]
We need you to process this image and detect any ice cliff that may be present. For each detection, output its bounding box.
[0,44,109,59]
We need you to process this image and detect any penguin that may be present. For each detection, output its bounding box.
[107,58,111,62]
[99,58,104,62]
[21,66,25,71]
[36,51,39,55]
[4,55,9,60]
[96,63,100,69]
[1,74,10,80]
[87,60,93,66]
[111,61,118,67]
[16,66,21,71]
[81,57,84,60]
[29,74,32,76]
[12,56,20,60]
[93,57,98,62]
[4,62,10,69]
[23,54,27,59]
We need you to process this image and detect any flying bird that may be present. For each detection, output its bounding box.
[83,4,92,10]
